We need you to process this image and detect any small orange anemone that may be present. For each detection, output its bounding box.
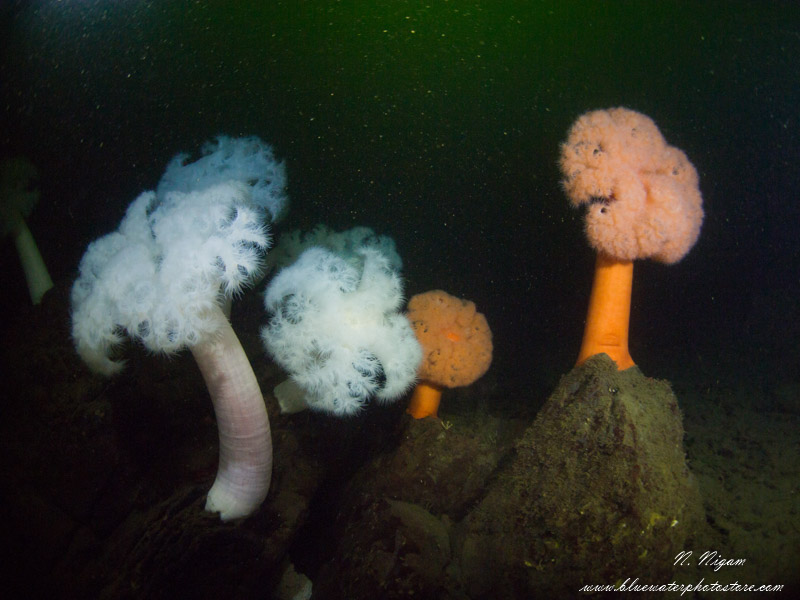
[406,290,493,419]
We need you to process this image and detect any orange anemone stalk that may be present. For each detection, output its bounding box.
[576,254,634,370]
[408,381,445,420]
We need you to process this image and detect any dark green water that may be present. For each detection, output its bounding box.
[2,0,799,387]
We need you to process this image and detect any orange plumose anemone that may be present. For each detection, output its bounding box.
[406,290,493,419]
[560,107,704,369]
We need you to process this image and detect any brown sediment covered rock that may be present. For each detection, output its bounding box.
[454,354,704,597]
[312,414,519,599]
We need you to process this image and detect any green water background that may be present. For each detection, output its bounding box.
[2,0,798,388]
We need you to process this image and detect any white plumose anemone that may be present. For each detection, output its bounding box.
[71,133,287,521]
[262,246,422,416]
[71,183,272,521]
